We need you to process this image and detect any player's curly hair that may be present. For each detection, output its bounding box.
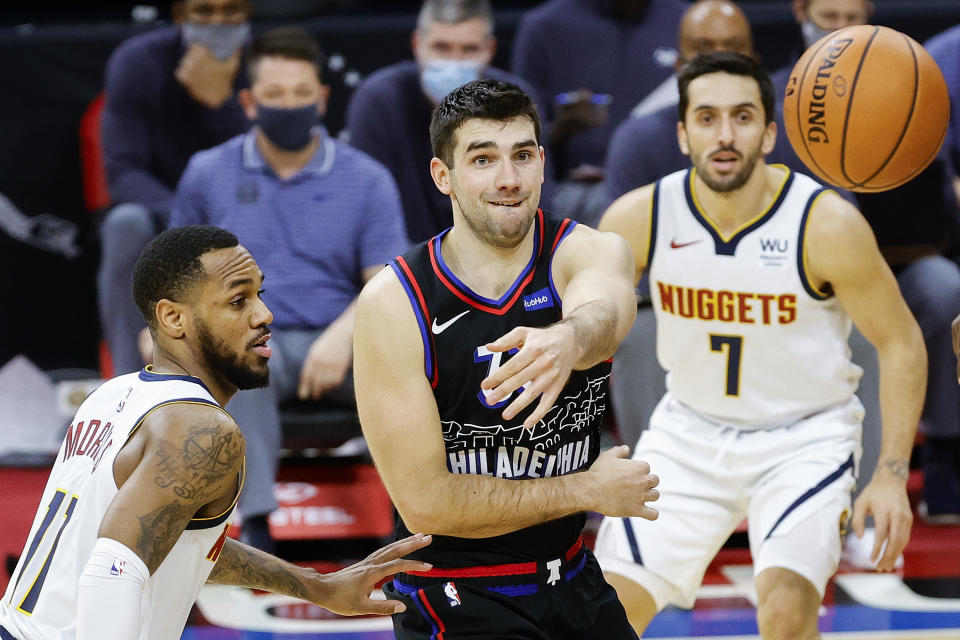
[133,225,239,329]
[430,78,541,167]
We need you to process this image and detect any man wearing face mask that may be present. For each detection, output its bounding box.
[97,0,253,379]
[168,27,409,552]
[344,0,545,244]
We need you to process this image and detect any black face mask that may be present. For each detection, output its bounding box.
[255,103,319,151]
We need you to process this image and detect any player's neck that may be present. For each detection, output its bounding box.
[693,163,786,236]
[443,222,537,300]
[152,348,235,407]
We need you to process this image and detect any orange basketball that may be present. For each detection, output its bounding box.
[782,24,950,192]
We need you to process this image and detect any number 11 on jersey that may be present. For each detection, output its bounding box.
[710,334,743,397]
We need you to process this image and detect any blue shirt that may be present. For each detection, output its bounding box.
[926,25,960,174]
[511,0,687,172]
[101,26,250,214]
[169,130,409,328]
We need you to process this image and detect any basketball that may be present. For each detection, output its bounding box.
[782,25,950,193]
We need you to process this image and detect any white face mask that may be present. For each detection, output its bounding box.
[420,59,482,103]
[182,22,251,60]
[801,19,835,49]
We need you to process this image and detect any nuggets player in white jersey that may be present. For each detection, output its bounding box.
[592,52,926,639]
[0,226,431,640]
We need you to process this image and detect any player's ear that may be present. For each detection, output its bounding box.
[430,157,453,195]
[762,119,777,155]
[677,121,690,156]
[155,299,187,339]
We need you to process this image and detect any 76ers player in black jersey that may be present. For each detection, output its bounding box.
[354,79,661,638]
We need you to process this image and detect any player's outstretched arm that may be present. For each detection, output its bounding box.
[354,270,659,539]
[208,533,433,615]
[807,192,927,571]
[480,226,638,427]
[77,404,245,639]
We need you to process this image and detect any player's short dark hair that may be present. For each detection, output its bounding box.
[133,226,239,329]
[430,78,541,167]
[678,51,775,125]
[248,26,324,84]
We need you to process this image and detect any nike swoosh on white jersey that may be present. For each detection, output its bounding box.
[432,310,470,334]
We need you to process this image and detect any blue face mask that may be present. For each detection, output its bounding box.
[255,103,319,151]
[420,59,482,103]
[801,19,835,49]
[182,22,251,60]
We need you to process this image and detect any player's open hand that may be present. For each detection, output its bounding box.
[851,469,912,572]
[308,533,433,616]
[588,446,660,520]
[480,323,582,428]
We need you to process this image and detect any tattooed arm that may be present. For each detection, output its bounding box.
[208,534,434,615]
[99,403,245,573]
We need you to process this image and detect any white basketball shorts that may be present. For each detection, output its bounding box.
[594,393,863,610]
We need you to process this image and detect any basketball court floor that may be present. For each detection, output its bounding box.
[178,516,960,640]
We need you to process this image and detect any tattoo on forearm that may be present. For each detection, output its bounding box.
[880,459,910,481]
[209,540,310,599]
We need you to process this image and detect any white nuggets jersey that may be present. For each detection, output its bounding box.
[649,166,862,428]
[0,368,242,640]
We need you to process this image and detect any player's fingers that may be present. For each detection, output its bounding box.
[367,558,436,582]
[480,349,538,395]
[481,362,547,405]
[351,596,407,616]
[850,499,867,539]
[485,327,528,353]
[364,534,433,563]
[500,379,542,422]
[879,513,911,572]
[637,505,659,521]
[518,380,563,427]
[601,444,631,460]
[870,513,890,564]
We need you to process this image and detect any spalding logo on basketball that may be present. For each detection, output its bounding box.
[782,24,949,193]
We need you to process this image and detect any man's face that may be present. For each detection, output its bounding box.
[433,116,544,250]
[188,246,273,391]
[413,18,495,66]
[677,1,754,67]
[180,0,251,24]
[801,0,871,31]
[679,72,775,193]
[243,56,328,119]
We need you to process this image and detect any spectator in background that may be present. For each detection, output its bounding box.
[168,27,409,551]
[98,0,253,376]
[344,0,544,244]
[511,0,687,226]
[927,23,960,204]
[630,0,753,119]
[602,0,757,205]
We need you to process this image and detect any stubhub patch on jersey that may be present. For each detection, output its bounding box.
[522,287,554,311]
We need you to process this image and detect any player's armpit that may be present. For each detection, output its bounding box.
[597,183,656,283]
[99,404,245,573]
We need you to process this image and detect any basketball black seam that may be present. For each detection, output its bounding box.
[862,118,948,191]
[839,26,880,186]
[849,32,920,188]
[794,31,841,187]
